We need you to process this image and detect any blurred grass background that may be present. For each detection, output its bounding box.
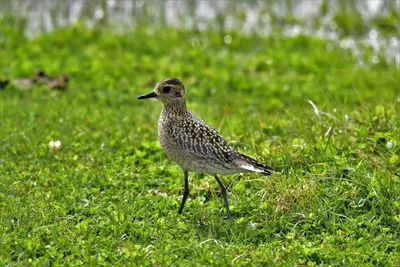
[0,0,399,265]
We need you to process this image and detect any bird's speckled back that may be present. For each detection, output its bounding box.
[158,101,245,175]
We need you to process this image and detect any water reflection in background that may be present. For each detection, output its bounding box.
[2,0,398,66]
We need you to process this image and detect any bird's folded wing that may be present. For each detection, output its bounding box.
[168,115,236,163]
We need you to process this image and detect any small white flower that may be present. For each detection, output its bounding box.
[249,223,257,230]
[49,140,62,149]
[54,140,61,148]
[386,141,393,149]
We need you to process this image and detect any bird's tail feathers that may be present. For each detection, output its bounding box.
[237,153,275,175]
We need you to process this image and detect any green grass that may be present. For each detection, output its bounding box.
[0,23,399,266]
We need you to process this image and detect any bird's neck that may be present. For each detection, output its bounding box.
[163,99,188,116]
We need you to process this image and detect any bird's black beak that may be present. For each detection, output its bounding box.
[137,91,158,100]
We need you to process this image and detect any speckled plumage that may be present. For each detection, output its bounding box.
[138,78,274,218]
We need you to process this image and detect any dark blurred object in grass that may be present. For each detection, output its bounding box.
[34,71,69,90]
[49,74,69,90]
[9,71,69,91]
[0,78,10,89]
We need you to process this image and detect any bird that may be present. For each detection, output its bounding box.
[33,71,69,90]
[10,71,69,91]
[138,78,274,219]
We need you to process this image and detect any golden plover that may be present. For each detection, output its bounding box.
[138,78,274,218]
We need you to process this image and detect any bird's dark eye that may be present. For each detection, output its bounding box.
[163,86,172,93]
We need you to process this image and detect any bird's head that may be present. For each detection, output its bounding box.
[138,78,186,104]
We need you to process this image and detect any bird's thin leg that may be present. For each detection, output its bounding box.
[214,175,231,219]
[178,171,189,214]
